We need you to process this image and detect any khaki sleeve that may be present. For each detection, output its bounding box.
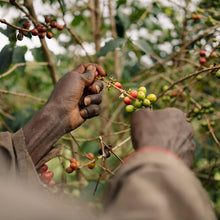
[103,148,217,220]
[0,129,40,183]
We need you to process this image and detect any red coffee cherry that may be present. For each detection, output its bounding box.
[50,21,57,28]
[38,25,47,33]
[38,32,46,39]
[114,82,122,88]
[48,179,56,187]
[88,162,95,169]
[45,15,51,23]
[123,97,132,105]
[199,57,206,64]
[70,158,76,163]
[200,50,206,57]
[129,90,138,98]
[39,164,48,173]
[87,152,95,160]
[66,167,73,173]
[46,32,53,39]
[23,20,31,29]
[70,162,77,170]
[41,171,53,183]
[76,161,81,168]
[86,85,92,92]
[57,24,64,31]
[95,71,99,77]
[210,52,217,58]
[17,32,23,41]
[31,28,39,36]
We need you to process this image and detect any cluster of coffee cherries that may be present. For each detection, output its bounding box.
[65,153,96,173]
[114,82,157,113]
[39,164,56,187]
[65,157,81,173]
[192,102,215,122]
[17,15,64,41]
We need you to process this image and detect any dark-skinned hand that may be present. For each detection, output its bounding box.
[131,108,195,168]
[23,63,106,164]
[46,63,106,131]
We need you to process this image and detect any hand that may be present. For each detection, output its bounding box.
[46,63,106,131]
[23,63,106,164]
[131,108,195,167]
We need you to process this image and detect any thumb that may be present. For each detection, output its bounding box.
[82,65,96,86]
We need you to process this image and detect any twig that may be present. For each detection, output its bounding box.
[57,0,93,62]
[0,109,14,120]
[93,157,105,195]
[101,77,136,101]
[0,89,46,103]
[0,62,48,79]
[158,65,220,98]
[69,132,82,150]
[23,0,59,84]
[0,18,31,32]
[82,128,130,141]
[97,164,115,175]
[36,145,63,170]
[104,140,124,163]
[0,117,12,132]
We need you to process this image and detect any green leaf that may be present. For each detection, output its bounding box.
[31,47,46,62]
[0,44,14,74]
[12,46,27,72]
[71,15,84,26]
[12,46,27,64]
[116,0,126,9]
[133,39,152,54]
[97,38,127,58]
[0,26,16,42]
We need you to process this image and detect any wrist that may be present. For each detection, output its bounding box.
[23,103,67,165]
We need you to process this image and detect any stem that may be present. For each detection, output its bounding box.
[23,0,59,85]
[101,77,136,101]
[0,18,31,32]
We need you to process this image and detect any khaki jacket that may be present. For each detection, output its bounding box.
[0,130,217,220]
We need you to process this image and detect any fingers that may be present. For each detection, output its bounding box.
[84,94,102,106]
[86,79,104,94]
[82,65,97,85]
[80,105,101,119]
[73,63,106,76]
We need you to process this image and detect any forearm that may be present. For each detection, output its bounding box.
[23,103,67,165]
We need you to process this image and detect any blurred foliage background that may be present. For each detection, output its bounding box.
[0,0,220,217]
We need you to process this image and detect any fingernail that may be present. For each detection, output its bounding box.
[87,65,95,70]
[80,109,88,118]
[95,85,100,93]
[84,96,91,106]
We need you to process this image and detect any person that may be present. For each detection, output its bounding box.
[0,63,217,220]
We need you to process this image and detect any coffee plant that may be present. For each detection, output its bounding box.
[0,0,220,216]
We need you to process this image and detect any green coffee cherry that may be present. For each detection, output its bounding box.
[197,114,202,120]
[163,85,169,92]
[202,102,212,109]
[210,121,215,126]
[134,100,142,108]
[162,95,171,102]
[137,91,145,100]
[138,86,147,94]
[125,105,135,113]
[216,70,220,79]
[193,107,200,114]
[143,98,151,107]
[147,94,157,102]
[196,75,203,81]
